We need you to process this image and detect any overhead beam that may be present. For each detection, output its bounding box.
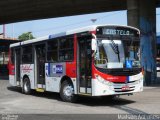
[0,0,159,24]
[0,0,132,24]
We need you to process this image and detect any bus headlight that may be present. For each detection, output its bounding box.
[134,77,143,84]
[95,75,113,86]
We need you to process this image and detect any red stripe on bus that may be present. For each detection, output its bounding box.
[66,34,77,78]
[92,63,126,83]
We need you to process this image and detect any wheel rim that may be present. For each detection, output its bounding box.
[24,81,30,93]
[63,85,74,97]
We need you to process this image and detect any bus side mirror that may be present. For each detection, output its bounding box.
[92,39,97,51]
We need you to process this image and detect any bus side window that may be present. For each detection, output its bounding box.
[22,46,33,63]
[58,37,74,61]
[47,39,58,62]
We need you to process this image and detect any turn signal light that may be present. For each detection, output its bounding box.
[142,67,144,75]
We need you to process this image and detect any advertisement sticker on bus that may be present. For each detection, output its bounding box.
[53,65,63,74]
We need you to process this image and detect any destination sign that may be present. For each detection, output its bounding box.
[96,26,139,37]
[103,29,130,36]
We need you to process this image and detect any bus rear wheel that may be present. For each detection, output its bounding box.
[60,80,77,102]
[22,77,31,95]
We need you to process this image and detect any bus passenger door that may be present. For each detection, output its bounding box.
[35,44,46,88]
[78,38,92,94]
[15,48,21,86]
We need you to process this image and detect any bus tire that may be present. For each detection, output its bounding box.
[60,80,77,103]
[22,77,31,95]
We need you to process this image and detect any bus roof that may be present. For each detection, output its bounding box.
[10,24,139,48]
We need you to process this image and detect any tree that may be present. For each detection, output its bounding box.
[18,32,35,41]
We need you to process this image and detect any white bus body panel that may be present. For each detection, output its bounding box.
[92,72,143,96]
[9,75,16,86]
[45,63,63,92]
[45,63,77,94]
[20,64,35,89]
[71,78,77,94]
[45,77,61,93]
[45,76,77,94]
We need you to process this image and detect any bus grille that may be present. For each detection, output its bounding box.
[113,81,137,93]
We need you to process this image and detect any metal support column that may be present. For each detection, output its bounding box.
[127,0,157,85]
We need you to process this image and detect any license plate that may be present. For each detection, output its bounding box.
[122,85,130,91]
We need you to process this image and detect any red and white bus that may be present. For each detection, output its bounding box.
[9,25,143,102]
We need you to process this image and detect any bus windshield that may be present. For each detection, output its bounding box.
[94,38,141,69]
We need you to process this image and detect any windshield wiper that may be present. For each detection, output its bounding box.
[110,40,120,62]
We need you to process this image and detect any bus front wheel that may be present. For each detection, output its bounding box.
[60,80,77,102]
[22,77,31,95]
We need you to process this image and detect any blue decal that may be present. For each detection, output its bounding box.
[56,65,63,74]
[52,65,56,74]
[126,60,132,68]
[126,76,129,83]
[48,63,50,76]
[52,65,63,74]
[49,32,66,39]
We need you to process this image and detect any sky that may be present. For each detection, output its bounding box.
[0,8,160,39]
